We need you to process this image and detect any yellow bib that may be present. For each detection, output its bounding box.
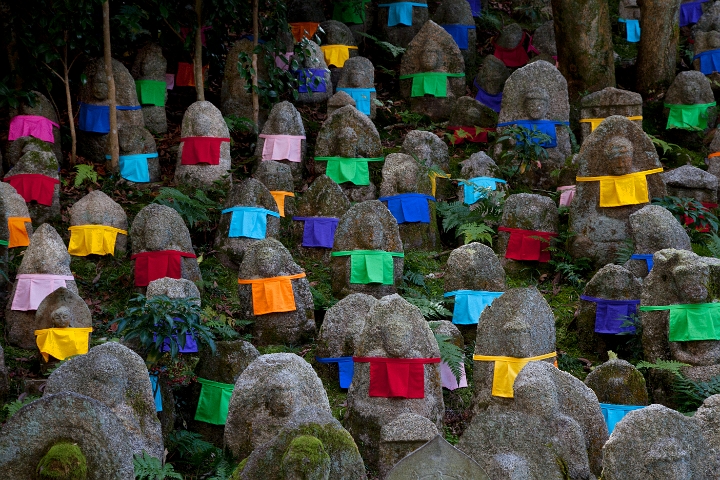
[576,167,663,207]
[34,327,93,362]
[580,116,643,132]
[473,351,557,398]
[269,191,295,217]
[320,45,358,68]
[67,225,127,256]
[428,171,451,197]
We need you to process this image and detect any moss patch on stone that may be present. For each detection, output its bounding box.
[281,435,330,478]
[36,442,88,480]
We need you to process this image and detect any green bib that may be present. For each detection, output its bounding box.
[135,80,167,107]
[332,250,404,285]
[0,240,8,246]
[664,102,715,130]
[399,72,465,98]
[314,157,384,185]
[333,0,369,24]
[194,378,234,425]
[640,303,720,342]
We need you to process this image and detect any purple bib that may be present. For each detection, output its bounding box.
[474,82,503,113]
[293,217,339,248]
[581,295,639,334]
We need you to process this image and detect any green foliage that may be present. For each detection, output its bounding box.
[546,230,593,288]
[74,164,99,188]
[0,79,36,109]
[396,110,427,127]
[704,233,720,258]
[134,451,183,480]
[436,196,503,246]
[674,375,720,413]
[224,115,255,135]
[615,238,635,265]
[355,31,406,57]
[166,430,217,466]
[153,187,220,228]
[202,306,243,341]
[37,442,88,480]
[646,134,681,157]
[457,222,494,245]
[651,196,718,241]
[405,297,452,320]
[434,332,464,384]
[113,294,216,365]
[3,395,39,419]
[495,126,552,186]
[636,359,690,375]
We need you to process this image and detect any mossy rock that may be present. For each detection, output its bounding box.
[36,442,88,480]
[281,435,331,479]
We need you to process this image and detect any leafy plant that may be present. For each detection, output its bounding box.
[637,359,720,412]
[495,125,552,185]
[74,164,99,188]
[547,230,593,288]
[113,294,216,365]
[615,238,635,265]
[436,196,503,246]
[636,359,690,375]
[651,196,718,241]
[2,395,39,420]
[202,306,243,341]
[405,297,452,320]
[433,332,464,384]
[457,222,494,245]
[355,31,406,57]
[0,78,36,109]
[224,115,255,135]
[134,451,183,480]
[153,187,220,228]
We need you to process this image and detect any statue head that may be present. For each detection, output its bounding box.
[420,43,443,71]
[337,127,359,158]
[605,136,635,175]
[524,87,549,120]
[91,67,109,101]
[51,306,73,328]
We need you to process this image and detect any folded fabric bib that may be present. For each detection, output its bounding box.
[106,153,156,183]
[4,173,59,206]
[441,24,475,50]
[8,216,31,248]
[473,351,556,398]
[497,119,569,148]
[665,102,716,130]
[259,134,305,162]
[600,404,645,434]
[440,361,468,390]
[331,250,404,284]
[618,18,641,42]
[68,225,127,256]
[493,31,529,67]
[580,116,643,132]
[289,22,320,42]
[353,356,440,398]
[155,324,199,353]
[640,302,720,342]
[399,72,465,98]
[580,295,640,334]
[463,177,507,204]
[630,253,654,272]
[694,49,720,75]
[444,290,504,325]
[135,79,167,106]
[467,0,482,16]
[165,73,175,90]
[8,115,58,142]
[11,274,75,311]
[269,191,295,217]
[378,193,436,224]
[378,2,428,26]
[293,217,339,248]
[222,206,280,239]
[314,156,384,185]
[474,81,503,113]
[320,45,358,68]
[297,68,328,93]
[333,0,370,24]
[34,327,92,362]
[149,372,162,412]
[131,250,197,287]
[448,126,494,145]
[175,63,208,87]
[557,185,576,207]
[315,356,355,388]
[336,87,376,115]
[78,103,141,133]
[428,171,451,197]
[575,167,663,207]
[181,136,230,165]
[237,272,306,315]
[498,227,557,262]
[194,378,234,425]
[680,0,706,27]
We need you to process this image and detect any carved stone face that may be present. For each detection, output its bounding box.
[51,306,73,328]
[344,64,371,89]
[605,137,635,175]
[524,89,549,120]
[421,45,442,71]
[679,82,701,105]
[91,69,109,101]
[337,127,358,158]
[382,318,415,358]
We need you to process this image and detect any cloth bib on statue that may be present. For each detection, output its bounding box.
[314,156,384,185]
[336,88,375,115]
[67,225,127,256]
[444,290,504,325]
[11,274,75,311]
[399,72,465,98]
[259,134,305,162]
[353,357,440,398]
[34,327,92,362]
[320,45,358,68]
[640,303,720,342]
[4,174,59,206]
[135,80,166,106]
[473,351,557,398]
[575,167,663,207]
[222,206,280,239]
[378,2,428,26]
[237,273,306,315]
[293,217,339,248]
[180,137,230,165]
[498,227,557,262]
[463,177,506,204]
[8,115,58,142]
[131,250,196,287]
[580,295,640,334]
[315,356,355,388]
[7,217,31,248]
[194,378,234,425]
[378,193,435,224]
[331,250,404,284]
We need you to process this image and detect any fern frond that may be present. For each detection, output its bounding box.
[457,222,494,245]
[133,451,183,480]
[404,297,452,320]
[636,359,690,376]
[153,187,219,228]
[434,333,464,384]
[74,164,98,187]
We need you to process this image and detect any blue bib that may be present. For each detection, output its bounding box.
[694,49,720,75]
[497,120,569,148]
[106,153,156,183]
[315,356,355,388]
[79,103,141,134]
[463,177,506,205]
[618,18,640,43]
[378,193,435,224]
[444,290,504,325]
[600,403,645,433]
[441,24,475,50]
[222,207,280,239]
[631,253,654,272]
[149,372,162,412]
[378,2,427,26]
[467,0,481,16]
[336,87,376,115]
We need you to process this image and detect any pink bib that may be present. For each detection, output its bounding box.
[11,274,75,311]
[557,185,576,207]
[9,115,59,143]
[259,134,305,162]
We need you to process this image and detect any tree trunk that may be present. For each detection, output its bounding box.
[252,0,259,128]
[636,0,680,98]
[550,0,615,101]
[63,51,77,165]
[194,0,205,101]
[103,0,119,170]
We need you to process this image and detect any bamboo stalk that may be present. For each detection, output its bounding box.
[103,0,119,170]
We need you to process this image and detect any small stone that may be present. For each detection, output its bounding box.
[254,101,306,187]
[402,130,449,171]
[5,147,60,224]
[337,56,376,118]
[585,358,649,405]
[579,87,643,142]
[662,164,718,203]
[146,277,201,305]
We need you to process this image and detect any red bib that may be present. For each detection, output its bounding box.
[493,32,530,68]
[447,126,495,145]
[180,137,230,165]
[353,357,440,399]
[131,250,197,287]
[4,174,59,206]
[499,227,557,262]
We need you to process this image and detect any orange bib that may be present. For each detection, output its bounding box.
[237,273,306,315]
[8,217,31,248]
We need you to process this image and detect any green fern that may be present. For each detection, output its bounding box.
[636,359,690,376]
[153,187,219,228]
[355,31,405,57]
[674,374,720,412]
[615,237,635,265]
[3,395,39,419]
[133,451,182,480]
[433,332,464,384]
[436,201,476,232]
[403,270,426,288]
[457,222,494,245]
[74,164,98,187]
[405,297,452,320]
[705,233,720,258]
